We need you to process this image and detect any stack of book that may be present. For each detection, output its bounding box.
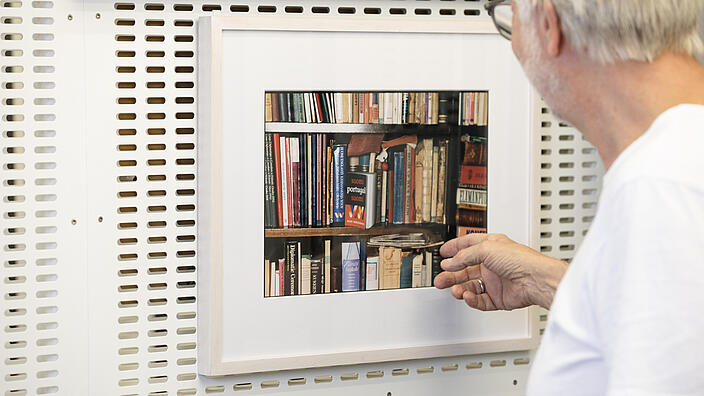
[264,236,444,297]
[265,91,469,125]
[264,133,452,230]
[458,92,489,126]
[456,135,487,235]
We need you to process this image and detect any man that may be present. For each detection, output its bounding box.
[435,0,704,394]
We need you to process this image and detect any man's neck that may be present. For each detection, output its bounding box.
[566,52,704,169]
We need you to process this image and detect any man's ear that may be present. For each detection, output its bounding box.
[541,0,562,57]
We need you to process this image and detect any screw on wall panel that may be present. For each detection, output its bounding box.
[387,393,391,396]
[71,219,77,225]
[96,13,101,19]
[98,216,103,223]
[68,14,73,21]
[513,379,518,385]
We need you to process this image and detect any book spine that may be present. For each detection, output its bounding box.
[438,92,449,124]
[414,142,424,224]
[381,166,388,223]
[408,92,416,124]
[400,252,413,289]
[285,241,298,295]
[333,145,347,226]
[364,173,376,229]
[264,259,270,297]
[301,255,311,295]
[402,92,409,124]
[265,93,273,122]
[271,93,280,122]
[375,161,383,225]
[278,258,285,296]
[393,152,404,224]
[345,172,367,229]
[365,256,378,291]
[273,134,283,227]
[285,138,294,227]
[378,93,384,124]
[327,143,333,226]
[321,135,327,227]
[436,140,447,223]
[388,169,394,224]
[372,93,379,124]
[430,145,439,222]
[404,145,412,224]
[316,134,323,226]
[457,188,488,206]
[324,240,331,293]
[457,207,486,227]
[310,259,322,294]
[300,135,307,227]
[412,254,423,288]
[359,93,365,124]
[430,246,441,285]
[311,135,317,226]
[263,134,271,228]
[424,251,432,287]
[431,92,439,124]
[409,148,416,224]
[341,242,360,292]
[457,226,488,235]
[384,93,393,124]
[352,93,359,123]
[291,93,299,122]
[292,137,302,226]
[334,93,343,124]
[279,136,289,227]
[278,93,287,122]
[307,135,313,227]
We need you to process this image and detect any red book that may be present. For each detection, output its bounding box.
[285,138,293,227]
[388,169,394,223]
[315,93,324,123]
[273,134,283,227]
[366,93,372,123]
[460,165,487,186]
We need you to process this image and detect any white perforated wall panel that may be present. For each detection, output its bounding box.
[1,1,608,395]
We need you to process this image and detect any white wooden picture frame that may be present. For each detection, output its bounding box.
[197,15,540,376]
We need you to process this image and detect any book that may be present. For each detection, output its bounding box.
[311,259,323,294]
[285,241,300,296]
[291,137,301,227]
[412,253,423,288]
[414,141,424,224]
[457,188,487,207]
[404,145,412,224]
[316,134,323,226]
[457,207,486,227]
[271,93,280,122]
[278,258,285,296]
[400,251,413,288]
[321,134,327,226]
[265,93,273,122]
[460,165,487,186]
[279,136,289,227]
[430,246,442,284]
[436,140,447,223]
[301,255,311,295]
[430,145,439,222]
[271,260,278,296]
[300,135,308,227]
[457,226,488,235]
[345,172,376,229]
[381,162,388,223]
[311,134,317,226]
[438,92,450,124]
[366,256,379,291]
[264,259,271,297]
[431,92,439,124]
[421,138,433,222]
[424,251,432,287]
[332,144,347,226]
[324,240,331,293]
[285,138,294,227]
[342,242,360,292]
[273,134,283,227]
[392,151,404,224]
[380,246,401,289]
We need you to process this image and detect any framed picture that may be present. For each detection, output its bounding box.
[198,15,539,376]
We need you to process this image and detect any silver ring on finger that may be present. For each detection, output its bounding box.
[476,279,486,294]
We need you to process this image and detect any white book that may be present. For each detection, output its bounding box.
[392,92,399,124]
[366,256,379,291]
[473,92,480,126]
[303,93,311,123]
[430,146,439,222]
[421,259,428,287]
[335,92,344,124]
[458,92,463,126]
[427,93,433,124]
[301,256,311,295]
[424,251,433,287]
[384,92,393,124]
[412,254,423,288]
[347,93,353,123]
[477,92,484,126]
[326,93,335,123]
[324,240,331,293]
[279,137,289,227]
[378,93,385,124]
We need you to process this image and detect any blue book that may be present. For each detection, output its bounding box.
[400,252,414,288]
[359,154,370,172]
[393,151,405,224]
[333,144,347,226]
[341,242,360,292]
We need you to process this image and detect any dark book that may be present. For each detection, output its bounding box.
[331,263,342,293]
[264,133,275,228]
[286,93,294,122]
[319,92,329,122]
[321,134,327,226]
[310,259,323,294]
[296,93,306,122]
[332,144,347,226]
[279,93,289,122]
[438,92,451,124]
[284,241,300,295]
[400,252,414,288]
[431,246,442,284]
[393,151,404,224]
[309,134,319,227]
[374,160,383,225]
[457,207,487,228]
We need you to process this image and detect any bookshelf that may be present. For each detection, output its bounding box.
[263,91,488,298]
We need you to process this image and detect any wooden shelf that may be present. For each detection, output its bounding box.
[264,223,447,238]
[264,122,483,135]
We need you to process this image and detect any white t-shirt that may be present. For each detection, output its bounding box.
[527,104,704,396]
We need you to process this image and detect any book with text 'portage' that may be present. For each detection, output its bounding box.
[345,172,376,229]
[341,242,360,292]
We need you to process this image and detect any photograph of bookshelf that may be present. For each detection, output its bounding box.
[263,91,488,297]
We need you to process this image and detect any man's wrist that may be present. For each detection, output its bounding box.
[528,258,568,310]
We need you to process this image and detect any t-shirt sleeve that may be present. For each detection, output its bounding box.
[591,178,704,395]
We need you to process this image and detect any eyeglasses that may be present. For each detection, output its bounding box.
[485,0,513,41]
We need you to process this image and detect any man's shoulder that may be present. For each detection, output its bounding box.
[607,104,704,191]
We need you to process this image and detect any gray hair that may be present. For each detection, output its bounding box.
[517,0,704,64]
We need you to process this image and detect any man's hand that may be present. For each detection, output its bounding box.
[434,233,568,311]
